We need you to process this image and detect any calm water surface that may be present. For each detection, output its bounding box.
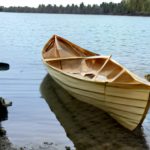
[0,12,150,149]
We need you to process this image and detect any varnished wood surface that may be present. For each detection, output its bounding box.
[46,66,149,130]
[42,35,150,130]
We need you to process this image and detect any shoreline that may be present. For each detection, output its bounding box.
[0,11,150,17]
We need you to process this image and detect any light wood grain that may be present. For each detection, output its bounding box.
[42,35,150,130]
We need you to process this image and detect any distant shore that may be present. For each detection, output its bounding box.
[1,11,150,17]
[0,0,150,16]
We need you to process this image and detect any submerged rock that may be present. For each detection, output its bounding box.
[0,97,12,136]
[0,126,6,136]
[0,97,12,122]
[0,62,9,71]
[145,74,150,82]
[0,135,17,150]
[0,98,8,122]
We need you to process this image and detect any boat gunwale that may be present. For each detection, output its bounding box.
[42,57,150,89]
[41,34,150,87]
[53,76,148,110]
[51,74,149,102]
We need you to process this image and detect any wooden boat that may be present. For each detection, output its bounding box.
[42,35,150,131]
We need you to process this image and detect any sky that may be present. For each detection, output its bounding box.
[0,0,122,7]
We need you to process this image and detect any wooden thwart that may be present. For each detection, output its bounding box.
[43,55,109,62]
[93,55,112,80]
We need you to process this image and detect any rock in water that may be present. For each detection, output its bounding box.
[0,97,12,122]
[0,98,8,122]
[0,63,9,71]
[145,74,150,82]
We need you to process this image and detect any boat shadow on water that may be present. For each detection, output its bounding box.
[40,74,149,150]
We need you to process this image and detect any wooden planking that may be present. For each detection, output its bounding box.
[53,77,105,101]
[49,68,148,113]
[105,95,147,107]
[68,91,142,130]
[57,81,144,120]
[49,65,149,101]
[110,113,137,130]
[51,68,148,105]
[51,73,146,130]
[106,86,149,100]
[104,107,142,121]
[45,65,149,131]
[103,102,145,114]
[109,113,139,124]
[48,67,105,94]
[69,89,144,115]
[53,75,148,108]
[67,90,108,112]
[53,76,146,115]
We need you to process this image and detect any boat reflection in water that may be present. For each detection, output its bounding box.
[40,74,149,150]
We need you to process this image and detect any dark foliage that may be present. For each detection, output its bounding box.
[0,0,150,16]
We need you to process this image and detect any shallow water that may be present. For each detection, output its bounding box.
[0,12,150,149]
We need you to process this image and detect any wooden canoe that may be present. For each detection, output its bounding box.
[42,35,150,131]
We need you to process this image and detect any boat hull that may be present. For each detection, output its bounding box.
[44,63,150,131]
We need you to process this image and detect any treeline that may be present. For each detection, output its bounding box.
[0,0,150,16]
[123,0,150,15]
[0,2,127,15]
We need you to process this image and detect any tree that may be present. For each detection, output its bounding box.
[0,6,4,11]
[1,0,150,16]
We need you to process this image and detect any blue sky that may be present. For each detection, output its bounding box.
[0,0,122,7]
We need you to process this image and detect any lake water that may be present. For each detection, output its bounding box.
[0,12,150,149]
